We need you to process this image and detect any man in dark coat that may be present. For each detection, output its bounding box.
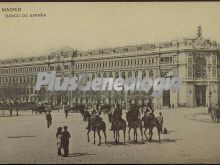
[46,112,52,128]
[109,103,122,131]
[61,126,71,157]
[131,104,140,121]
[64,105,69,119]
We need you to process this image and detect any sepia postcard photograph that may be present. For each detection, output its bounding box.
[0,1,220,164]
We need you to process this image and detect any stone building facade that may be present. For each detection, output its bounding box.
[0,27,220,109]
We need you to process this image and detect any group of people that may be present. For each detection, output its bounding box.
[46,101,164,158]
[45,110,71,157]
[56,126,71,157]
[83,101,164,132]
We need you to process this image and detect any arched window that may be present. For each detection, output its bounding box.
[109,72,113,77]
[103,72,107,78]
[122,71,126,79]
[56,65,61,72]
[194,55,206,78]
[142,71,146,78]
[31,76,34,83]
[97,73,101,77]
[92,73,95,79]
[128,71,132,77]
[149,70,153,78]
[115,72,119,78]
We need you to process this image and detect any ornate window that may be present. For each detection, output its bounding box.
[109,72,113,77]
[212,68,217,77]
[128,71,132,77]
[122,71,126,79]
[160,57,172,63]
[92,73,95,79]
[115,72,119,78]
[193,54,206,78]
[149,70,153,78]
[64,65,69,70]
[97,72,101,77]
[213,55,217,66]
[142,71,146,78]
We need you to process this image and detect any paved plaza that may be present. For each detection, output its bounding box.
[0,107,220,164]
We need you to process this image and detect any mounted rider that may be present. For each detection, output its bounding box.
[85,105,102,130]
[91,105,98,116]
[108,105,114,122]
[83,107,91,121]
[143,99,155,121]
[109,103,122,131]
[128,104,140,122]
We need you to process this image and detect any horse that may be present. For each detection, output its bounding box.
[87,116,107,146]
[112,118,126,144]
[142,113,161,143]
[126,111,144,142]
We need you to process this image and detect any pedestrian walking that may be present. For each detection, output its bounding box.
[157,112,163,132]
[46,112,52,128]
[64,105,69,119]
[56,127,63,156]
[61,126,71,157]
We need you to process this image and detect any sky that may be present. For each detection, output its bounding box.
[1,2,220,59]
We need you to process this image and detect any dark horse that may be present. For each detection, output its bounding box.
[126,111,144,142]
[142,113,161,143]
[112,119,126,144]
[87,116,107,146]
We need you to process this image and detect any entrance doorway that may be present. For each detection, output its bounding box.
[163,90,170,106]
[195,85,206,106]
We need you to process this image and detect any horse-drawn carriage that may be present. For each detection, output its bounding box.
[208,107,220,123]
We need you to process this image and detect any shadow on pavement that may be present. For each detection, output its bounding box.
[105,141,126,146]
[67,153,96,157]
[162,138,182,143]
[6,135,37,138]
[167,130,175,133]
[105,140,146,147]
[142,138,181,143]
[127,140,146,145]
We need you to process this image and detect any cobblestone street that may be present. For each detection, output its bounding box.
[1,107,220,164]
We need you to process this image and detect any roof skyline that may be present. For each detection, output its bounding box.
[1,3,220,60]
[0,26,219,63]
